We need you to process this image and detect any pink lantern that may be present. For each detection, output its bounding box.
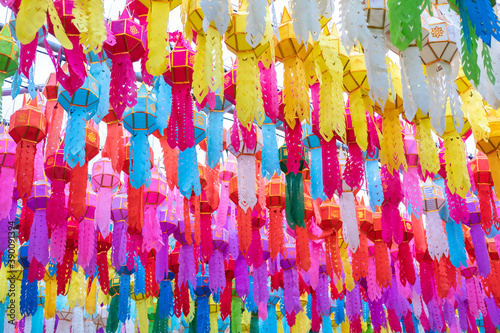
[92,158,120,237]
[0,124,16,219]
[142,167,167,253]
[26,180,50,266]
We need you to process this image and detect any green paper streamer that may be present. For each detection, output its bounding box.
[285,172,305,229]
[106,296,120,333]
[388,0,424,51]
[231,296,242,333]
[189,303,198,333]
[482,42,496,85]
[461,22,481,87]
[250,311,259,333]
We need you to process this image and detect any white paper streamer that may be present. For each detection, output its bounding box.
[425,210,449,261]
[339,191,360,252]
[364,29,390,110]
[45,317,55,333]
[84,319,96,333]
[338,0,371,51]
[271,0,280,41]
[290,0,321,46]
[3,317,14,333]
[427,62,449,136]
[245,0,267,47]
[125,319,135,333]
[401,47,430,120]
[201,0,231,35]
[412,289,422,319]
[24,316,32,333]
[237,155,257,211]
[317,0,333,19]
[72,307,84,333]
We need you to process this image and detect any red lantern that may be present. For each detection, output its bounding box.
[9,96,47,202]
[471,152,497,233]
[265,173,286,260]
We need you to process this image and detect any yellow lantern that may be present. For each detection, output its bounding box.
[476,117,500,201]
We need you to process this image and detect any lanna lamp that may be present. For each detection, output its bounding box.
[0,124,16,219]
[476,116,500,203]
[8,96,47,203]
[103,8,146,120]
[471,152,498,234]
[0,24,18,119]
[142,168,167,253]
[194,274,212,332]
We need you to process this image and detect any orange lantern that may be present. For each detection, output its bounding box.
[265,173,286,260]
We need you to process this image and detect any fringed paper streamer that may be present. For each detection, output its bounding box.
[45,102,64,157]
[155,233,169,283]
[321,137,342,199]
[285,172,305,229]
[102,122,124,174]
[381,108,406,174]
[237,207,252,255]
[260,62,279,122]
[365,149,383,211]
[142,205,164,253]
[178,146,202,199]
[44,279,57,318]
[398,242,416,286]
[20,271,37,316]
[209,250,225,293]
[245,0,267,47]
[19,34,38,80]
[443,132,470,198]
[415,118,439,179]
[348,91,368,151]
[109,53,136,120]
[64,108,87,168]
[374,241,391,289]
[309,148,324,200]
[231,294,243,333]
[461,89,490,142]
[290,0,320,45]
[146,0,170,76]
[339,192,360,252]
[195,296,210,333]
[364,30,390,110]
[238,154,258,212]
[446,221,467,268]
[127,183,144,234]
[470,223,491,277]
[178,244,196,287]
[283,57,309,128]
[200,0,231,34]
[325,232,342,280]
[236,53,265,129]
[283,269,302,326]
[154,77,172,136]
[169,83,194,151]
[15,140,36,202]
[94,187,112,237]
[261,123,281,180]
[19,201,34,244]
[193,33,209,106]
[400,47,429,121]
[77,218,95,270]
[46,179,67,232]
[235,255,250,300]
[425,211,449,261]
[268,208,284,261]
[205,27,223,92]
[295,226,311,271]
[0,168,15,220]
[89,62,110,124]
[381,165,403,245]
[130,132,152,188]
[118,274,131,323]
[106,295,119,333]
[112,221,127,270]
[344,142,365,189]
[27,210,49,266]
[247,226,263,268]
[387,0,424,51]
[403,167,423,218]
[284,119,304,176]
[207,111,224,169]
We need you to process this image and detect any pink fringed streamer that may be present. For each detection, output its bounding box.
[0,168,15,220]
[112,221,128,270]
[283,268,301,327]
[216,179,230,229]
[77,218,96,270]
[95,187,113,237]
[310,83,320,134]
[259,62,279,122]
[253,261,269,308]
[28,257,45,282]
[141,56,153,86]
[284,119,303,175]
[465,277,480,319]
[200,213,213,262]
[155,233,169,283]
[178,244,196,287]
[344,142,365,189]
[110,53,137,120]
[308,242,320,290]
[470,223,491,278]
[403,167,423,217]
[381,165,404,245]
[231,111,241,152]
[235,255,250,301]
[62,36,87,95]
[316,275,330,316]
[19,34,38,78]
[445,183,469,224]
[142,205,164,253]
[46,180,66,231]
[311,293,321,333]
[246,228,263,268]
[398,242,416,286]
[387,309,402,332]
[367,113,381,153]
[208,250,225,293]
[321,138,342,199]
[28,210,49,266]
[168,83,194,151]
[240,123,257,151]
[49,222,67,264]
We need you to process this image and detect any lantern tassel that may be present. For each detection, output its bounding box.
[236,53,264,129]
[415,118,440,179]
[200,213,214,262]
[15,140,36,202]
[64,108,87,168]
[90,61,111,124]
[193,33,209,106]
[112,221,128,270]
[425,210,449,261]
[130,133,152,188]
[339,191,360,252]
[178,146,202,199]
[110,53,137,120]
[102,122,124,174]
[197,296,210,333]
[28,210,49,266]
[170,83,194,151]
[95,187,113,237]
[261,123,281,180]
[209,250,225,293]
[0,168,15,220]
[400,47,429,120]
[268,209,284,260]
[118,274,131,323]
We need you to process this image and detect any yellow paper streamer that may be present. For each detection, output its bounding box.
[209,297,218,333]
[415,117,440,178]
[136,298,149,333]
[340,245,355,292]
[68,267,86,308]
[381,108,407,174]
[0,263,7,303]
[45,0,73,49]
[147,0,171,75]
[181,0,194,43]
[341,318,350,333]
[283,57,310,128]
[259,16,275,70]
[97,286,110,306]
[443,130,471,198]
[85,277,97,315]
[193,32,209,104]
[44,277,57,318]
[16,0,48,45]
[205,27,223,92]
[461,90,490,142]
[350,89,368,151]
[236,52,265,128]
[292,309,311,333]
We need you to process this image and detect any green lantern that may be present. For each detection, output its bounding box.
[0,24,19,119]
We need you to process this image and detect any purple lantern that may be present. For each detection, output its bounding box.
[466,193,491,277]
[111,185,128,270]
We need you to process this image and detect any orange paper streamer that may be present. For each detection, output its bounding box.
[127,183,144,234]
[69,162,88,220]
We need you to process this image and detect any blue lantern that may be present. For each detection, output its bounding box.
[123,83,158,188]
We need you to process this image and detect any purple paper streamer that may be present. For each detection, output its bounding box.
[209,250,225,293]
[112,221,127,270]
[155,233,169,283]
[235,255,250,301]
[28,210,49,266]
[316,275,329,316]
[283,268,302,316]
[178,244,196,288]
[470,223,491,277]
[252,261,269,307]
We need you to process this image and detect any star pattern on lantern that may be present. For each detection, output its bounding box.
[431,26,444,38]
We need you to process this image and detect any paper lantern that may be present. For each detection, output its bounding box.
[226,126,263,211]
[476,117,500,205]
[123,83,157,188]
[363,0,389,30]
[142,168,167,253]
[25,179,50,268]
[92,158,120,237]
[471,152,497,233]
[0,124,16,219]
[8,96,47,202]
[0,24,18,116]
[319,199,342,235]
[103,9,146,120]
[421,16,458,65]
[204,89,230,168]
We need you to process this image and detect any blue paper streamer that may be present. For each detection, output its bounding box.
[20,270,37,316]
[28,66,36,99]
[90,61,111,124]
[362,301,369,322]
[212,289,220,303]
[64,108,88,168]
[261,304,278,333]
[261,123,281,180]
[154,77,172,135]
[245,277,258,313]
[446,220,468,268]
[159,280,170,319]
[118,274,131,323]
[31,306,44,333]
[130,133,152,188]
[365,157,384,211]
[309,148,326,200]
[196,296,210,333]
[322,314,333,333]
[207,111,224,169]
[11,67,21,99]
[456,0,500,48]
[134,256,145,296]
[334,298,345,325]
[178,146,202,198]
